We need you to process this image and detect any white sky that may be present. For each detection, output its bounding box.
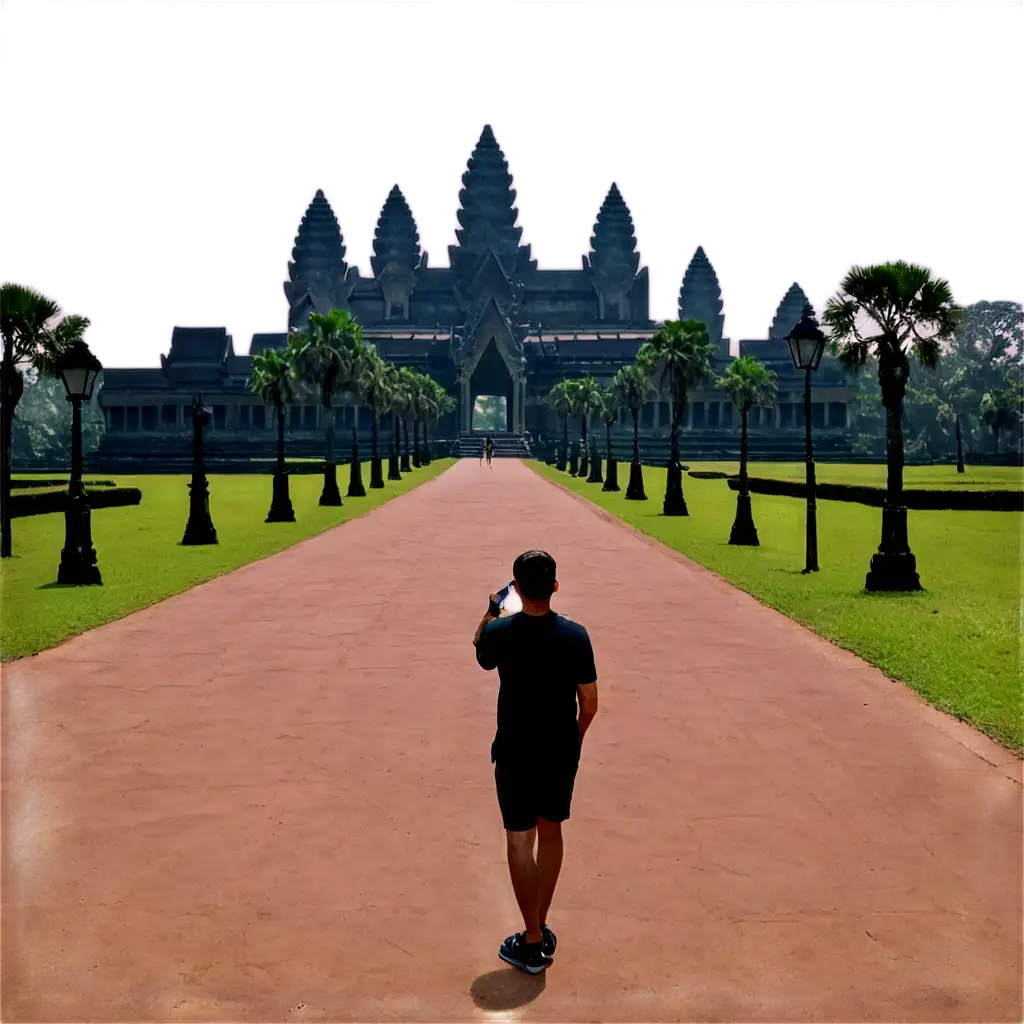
[2,0,1021,370]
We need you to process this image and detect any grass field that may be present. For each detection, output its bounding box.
[531,460,1023,751]
[1,460,454,661]
[699,461,1023,491]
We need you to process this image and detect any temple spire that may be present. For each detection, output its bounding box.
[283,190,356,329]
[448,125,535,281]
[371,185,422,278]
[678,246,725,349]
[769,282,812,341]
[584,183,642,322]
[587,183,640,278]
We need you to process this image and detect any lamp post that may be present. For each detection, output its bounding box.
[55,340,103,585]
[181,395,218,545]
[785,303,826,574]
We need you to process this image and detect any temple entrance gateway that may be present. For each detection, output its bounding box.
[465,338,522,433]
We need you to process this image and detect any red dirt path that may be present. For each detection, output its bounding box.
[2,458,1020,1022]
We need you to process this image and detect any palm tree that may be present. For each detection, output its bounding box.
[612,363,656,500]
[824,261,959,590]
[717,356,777,545]
[355,346,390,488]
[397,367,419,471]
[637,319,714,516]
[249,345,298,522]
[1,284,83,557]
[546,381,573,471]
[289,309,362,506]
[598,383,621,492]
[566,375,603,478]
[422,381,454,463]
[381,363,404,481]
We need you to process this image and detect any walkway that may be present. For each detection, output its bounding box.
[3,459,1020,1022]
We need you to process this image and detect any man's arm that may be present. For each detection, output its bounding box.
[473,592,500,645]
[577,681,599,741]
[473,593,501,669]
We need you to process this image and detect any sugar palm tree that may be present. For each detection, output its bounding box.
[717,355,777,545]
[422,381,454,463]
[566,375,603,477]
[1,284,80,557]
[546,380,573,471]
[598,383,621,492]
[637,319,713,516]
[397,367,419,471]
[355,346,390,488]
[612,363,656,500]
[249,345,298,522]
[289,309,362,506]
[824,261,959,590]
[381,362,404,481]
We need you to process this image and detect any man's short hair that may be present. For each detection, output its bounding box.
[513,550,557,600]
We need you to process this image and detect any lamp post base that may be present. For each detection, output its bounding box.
[318,462,343,506]
[182,475,218,545]
[266,472,296,522]
[578,453,589,478]
[369,457,385,488]
[57,500,102,585]
[568,454,578,476]
[865,506,921,590]
[587,453,603,483]
[625,461,647,500]
[729,492,759,545]
[602,458,620,492]
[387,450,402,480]
[662,462,688,516]
[401,452,412,472]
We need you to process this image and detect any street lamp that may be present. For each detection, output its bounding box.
[786,303,826,574]
[55,340,103,585]
[181,395,218,545]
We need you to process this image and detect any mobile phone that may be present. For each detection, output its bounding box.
[494,580,522,616]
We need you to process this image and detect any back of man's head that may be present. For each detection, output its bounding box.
[513,549,557,601]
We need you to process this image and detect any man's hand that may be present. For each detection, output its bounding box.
[473,595,500,647]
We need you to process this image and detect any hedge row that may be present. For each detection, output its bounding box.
[12,479,117,489]
[728,476,1023,512]
[688,470,730,479]
[10,487,143,519]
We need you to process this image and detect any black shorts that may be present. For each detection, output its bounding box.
[494,760,578,832]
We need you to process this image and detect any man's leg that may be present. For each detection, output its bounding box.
[536,817,564,929]
[505,828,543,943]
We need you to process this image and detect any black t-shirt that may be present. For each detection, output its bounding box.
[476,611,597,768]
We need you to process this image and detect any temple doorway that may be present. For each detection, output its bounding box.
[472,395,507,432]
[469,339,513,432]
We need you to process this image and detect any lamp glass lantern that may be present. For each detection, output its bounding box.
[786,309,827,371]
[56,341,103,400]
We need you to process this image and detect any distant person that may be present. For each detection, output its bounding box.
[484,435,495,467]
[473,550,600,974]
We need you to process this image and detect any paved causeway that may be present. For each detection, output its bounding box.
[3,459,1021,1021]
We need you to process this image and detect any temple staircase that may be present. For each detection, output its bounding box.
[450,432,532,459]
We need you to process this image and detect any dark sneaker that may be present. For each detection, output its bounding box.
[498,932,552,974]
[541,925,557,959]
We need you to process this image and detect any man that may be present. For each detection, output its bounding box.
[473,550,600,974]
[484,435,494,467]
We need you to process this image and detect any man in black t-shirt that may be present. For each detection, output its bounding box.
[473,550,600,974]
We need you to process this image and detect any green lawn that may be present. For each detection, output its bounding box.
[700,461,1023,491]
[531,460,1023,751]
[1,460,454,661]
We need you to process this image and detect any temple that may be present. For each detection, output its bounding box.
[96,125,854,464]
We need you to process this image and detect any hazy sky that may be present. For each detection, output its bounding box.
[2,0,1021,370]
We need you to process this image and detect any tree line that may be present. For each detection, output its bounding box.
[249,307,456,510]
